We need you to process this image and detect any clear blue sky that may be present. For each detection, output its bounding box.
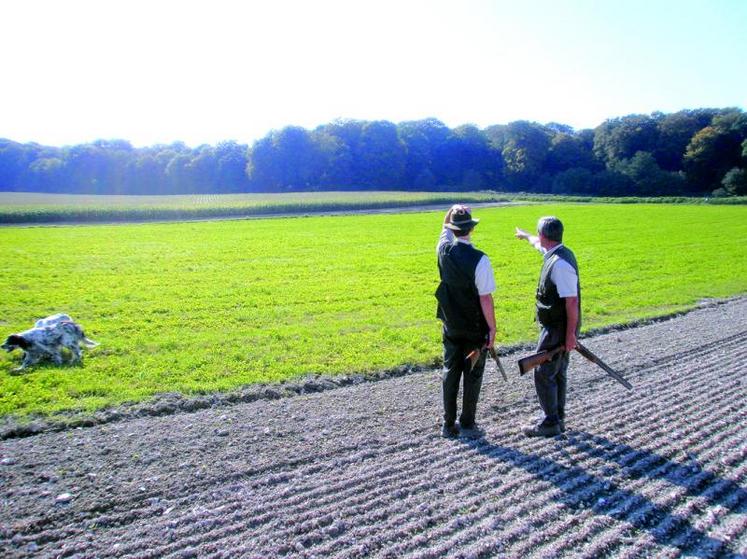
[1,0,745,147]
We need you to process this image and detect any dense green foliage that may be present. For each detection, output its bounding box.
[1,108,746,197]
[1,204,745,417]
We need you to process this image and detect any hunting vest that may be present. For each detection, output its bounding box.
[536,245,581,331]
[435,241,488,339]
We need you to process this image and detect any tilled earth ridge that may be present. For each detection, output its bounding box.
[1,299,746,558]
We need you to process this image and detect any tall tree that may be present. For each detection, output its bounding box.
[356,120,406,188]
[720,167,747,196]
[65,143,115,193]
[448,124,502,188]
[545,132,599,174]
[653,110,717,171]
[214,141,250,192]
[683,108,747,192]
[125,152,164,194]
[165,153,194,194]
[497,121,551,189]
[186,145,218,193]
[397,118,451,188]
[593,114,660,166]
[611,151,685,195]
[311,126,354,189]
[246,126,321,190]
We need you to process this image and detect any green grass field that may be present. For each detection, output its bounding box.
[1,203,745,417]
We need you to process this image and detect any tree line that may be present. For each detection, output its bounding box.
[1,108,746,197]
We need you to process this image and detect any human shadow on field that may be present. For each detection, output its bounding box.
[459,436,740,557]
[566,431,747,514]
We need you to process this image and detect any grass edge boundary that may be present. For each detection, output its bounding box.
[1,295,743,440]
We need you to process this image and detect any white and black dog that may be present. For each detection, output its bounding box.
[2,314,99,371]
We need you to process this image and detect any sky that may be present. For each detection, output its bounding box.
[1,0,746,148]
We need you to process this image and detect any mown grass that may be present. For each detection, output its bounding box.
[1,203,745,417]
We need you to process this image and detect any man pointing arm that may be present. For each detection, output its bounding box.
[515,216,580,437]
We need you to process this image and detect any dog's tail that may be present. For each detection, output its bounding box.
[82,336,100,348]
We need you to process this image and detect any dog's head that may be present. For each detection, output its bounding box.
[2,334,29,353]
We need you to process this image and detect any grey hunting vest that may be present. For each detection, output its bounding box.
[435,241,489,339]
[536,245,581,331]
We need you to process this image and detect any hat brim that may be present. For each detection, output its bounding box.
[445,218,479,231]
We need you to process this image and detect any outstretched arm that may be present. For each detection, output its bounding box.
[515,227,543,253]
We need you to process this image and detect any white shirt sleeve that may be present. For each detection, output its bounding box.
[437,227,455,255]
[551,259,578,298]
[475,255,496,296]
[528,235,545,254]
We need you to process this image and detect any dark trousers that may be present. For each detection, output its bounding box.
[534,326,569,425]
[442,330,486,427]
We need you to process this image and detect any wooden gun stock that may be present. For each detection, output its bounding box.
[465,349,481,373]
[516,342,634,390]
[466,347,508,381]
[517,346,565,376]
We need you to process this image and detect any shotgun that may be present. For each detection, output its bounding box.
[489,346,508,381]
[517,346,565,375]
[466,347,508,381]
[575,341,633,390]
[517,342,633,390]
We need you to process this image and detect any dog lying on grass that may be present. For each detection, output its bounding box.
[2,314,99,371]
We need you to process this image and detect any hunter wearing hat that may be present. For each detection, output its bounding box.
[435,204,496,438]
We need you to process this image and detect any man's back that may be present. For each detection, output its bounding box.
[436,240,488,338]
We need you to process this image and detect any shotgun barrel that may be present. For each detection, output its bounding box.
[489,347,508,381]
[466,348,508,381]
[575,341,633,390]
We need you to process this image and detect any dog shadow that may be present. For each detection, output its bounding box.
[459,430,745,557]
[3,354,86,375]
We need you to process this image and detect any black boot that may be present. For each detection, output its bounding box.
[524,419,561,438]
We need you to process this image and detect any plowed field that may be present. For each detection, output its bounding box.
[1,299,746,558]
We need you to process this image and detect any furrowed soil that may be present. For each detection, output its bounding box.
[1,299,746,558]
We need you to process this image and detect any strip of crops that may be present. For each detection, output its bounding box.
[0,203,745,417]
[1,191,744,224]
[0,191,510,224]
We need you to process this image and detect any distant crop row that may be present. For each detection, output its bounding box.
[0,203,745,417]
[0,191,508,223]
[1,190,745,224]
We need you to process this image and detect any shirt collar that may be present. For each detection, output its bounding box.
[456,237,472,245]
[543,243,564,259]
